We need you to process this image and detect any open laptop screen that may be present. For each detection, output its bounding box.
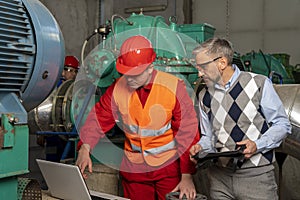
[36,159,128,200]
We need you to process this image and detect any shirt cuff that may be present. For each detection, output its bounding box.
[254,138,267,153]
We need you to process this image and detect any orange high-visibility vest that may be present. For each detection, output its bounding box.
[113,71,179,166]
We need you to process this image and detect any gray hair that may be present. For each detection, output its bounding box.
[193,37,234,65]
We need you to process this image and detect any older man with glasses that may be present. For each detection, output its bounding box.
[190,37,291,200]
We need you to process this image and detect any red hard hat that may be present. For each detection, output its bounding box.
[116,35,156,75]
[64,56,80,69]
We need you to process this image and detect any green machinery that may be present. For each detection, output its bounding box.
[81,13,216,95]
[77,12,214,117]
[241,50,297,84]
[0,0,64,199]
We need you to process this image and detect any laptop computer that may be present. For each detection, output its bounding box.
[36,159,129,200]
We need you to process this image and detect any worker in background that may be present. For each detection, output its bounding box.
[37,55,80,147]
[190,37,291,200]
[76,35,200,200]
[57,55,80,87]
[44,55,80,161]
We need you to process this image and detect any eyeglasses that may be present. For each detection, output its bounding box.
[64,67,78,73]
[195,56,222,69]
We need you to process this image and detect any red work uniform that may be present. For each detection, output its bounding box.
[80,70,200,200]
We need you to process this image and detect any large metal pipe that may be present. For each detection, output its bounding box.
[28,80,75,134]
[274,84,300,160]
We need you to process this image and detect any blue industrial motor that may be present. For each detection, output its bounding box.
[0,0,64,199]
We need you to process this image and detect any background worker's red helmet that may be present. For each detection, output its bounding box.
[64,56,80,69]
[116,35,156,75]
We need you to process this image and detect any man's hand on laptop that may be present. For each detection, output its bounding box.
[76,143,93,179]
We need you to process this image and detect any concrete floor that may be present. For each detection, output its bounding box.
[21,137,47,190]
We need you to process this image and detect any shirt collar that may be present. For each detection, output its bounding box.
[226,64,240,88]
[215,64,240,90]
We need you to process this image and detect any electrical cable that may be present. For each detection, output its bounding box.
[80,29,98,68]
[80,14,132,68]
[110,14,133,51]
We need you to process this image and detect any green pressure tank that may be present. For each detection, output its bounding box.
[86,12,215,90]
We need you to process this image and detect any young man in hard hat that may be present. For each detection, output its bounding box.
[57,55,80,87]
[76,35,200,200]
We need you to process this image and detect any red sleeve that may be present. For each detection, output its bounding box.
[172,80,200,174]
[79,82,118,149]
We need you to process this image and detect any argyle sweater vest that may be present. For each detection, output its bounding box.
[199,72,275,169]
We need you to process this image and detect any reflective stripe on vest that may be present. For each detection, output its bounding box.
[144,140,176,156]
[130,139,176,155]
[124,122,172,137]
